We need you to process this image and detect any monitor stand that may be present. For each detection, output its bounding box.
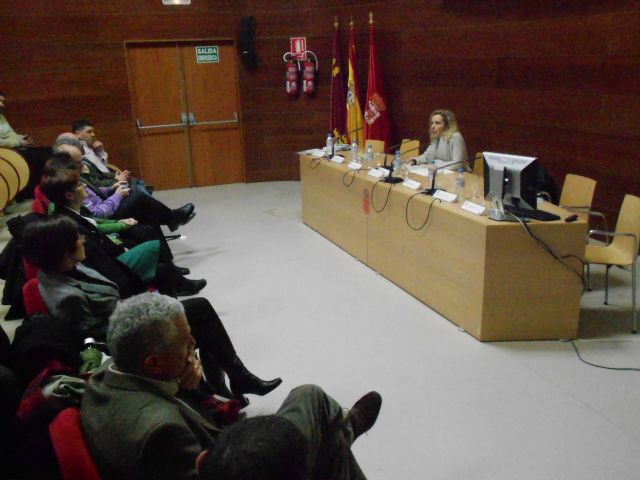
[488,197,517,222]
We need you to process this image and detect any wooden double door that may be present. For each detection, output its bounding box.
[126,40,244,190]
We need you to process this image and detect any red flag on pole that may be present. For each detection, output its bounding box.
[364,11,391,150]
[330,16,347,144]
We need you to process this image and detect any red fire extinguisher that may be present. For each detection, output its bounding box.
[302,59,316,95]
[285,60,299,96]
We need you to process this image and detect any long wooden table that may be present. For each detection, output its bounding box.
[300,153,587,341]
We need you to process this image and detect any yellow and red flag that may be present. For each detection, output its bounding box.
[364,12,391,150]
[346,17,364,146]
[330,16,347,144]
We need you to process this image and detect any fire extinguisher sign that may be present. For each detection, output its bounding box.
[290,37,307,60]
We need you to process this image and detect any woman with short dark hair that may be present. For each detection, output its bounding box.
[22,216,281,399]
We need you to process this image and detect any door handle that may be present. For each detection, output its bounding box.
[136,118,186,130]
[188,112,238,126]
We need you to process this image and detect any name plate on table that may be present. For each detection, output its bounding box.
[402,179,422,190]
[347,161,362,170]
[368,168,389,179]
[460,201,486,216]
[433,190,458,203]
[330,155,345,164]
[408,166,430,177]
[303,148,326,158]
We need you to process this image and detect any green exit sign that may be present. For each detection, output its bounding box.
[196,46,219,63]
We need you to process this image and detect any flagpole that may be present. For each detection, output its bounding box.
[346,13,364,146]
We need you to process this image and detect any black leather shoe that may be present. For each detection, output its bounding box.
[347,391,382,440]
[168,204,195,231]
[225,355,282,397]
[176,266,190,276]
[230,374,282,397]
[175,278,207,297]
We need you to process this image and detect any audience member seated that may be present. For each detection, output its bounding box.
[21,220,281,400]
[197,391,381,480]
[72,118,152,195]
[0,91,33,148]
[53,135,195,231]
[411,109,469,171]
[0,90,52,199]
[81,293,380,480]
[40,157,201,295]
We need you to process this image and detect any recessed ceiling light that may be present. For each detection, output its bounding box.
[162,0,191,5]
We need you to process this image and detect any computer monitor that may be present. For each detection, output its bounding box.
[483,152,538,211]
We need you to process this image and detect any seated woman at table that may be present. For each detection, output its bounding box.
[21,216,282,399]
[411,109,469,171]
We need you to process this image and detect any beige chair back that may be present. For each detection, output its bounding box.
[471,152,484,177]
[611,194,640,261]
[0,147,29,191]
[559,174,596,209]
[364,139,385,154]
[399,139,420,160]
[0,158,20,201]
[0,176,9,212]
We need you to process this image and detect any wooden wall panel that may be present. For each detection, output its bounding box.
[0,0,638,220]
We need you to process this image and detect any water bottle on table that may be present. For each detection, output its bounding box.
[399,159,410,180]
[351,141,359,162]
[455,167,466,200]
[366,144,374,163]
[325,132,334,157]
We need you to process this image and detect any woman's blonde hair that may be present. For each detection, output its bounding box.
[429,109,459,142]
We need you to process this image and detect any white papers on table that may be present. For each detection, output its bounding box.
[409,166,430,177]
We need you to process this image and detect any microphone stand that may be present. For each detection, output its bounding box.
[422,160,465,195]
[380,144,423,184]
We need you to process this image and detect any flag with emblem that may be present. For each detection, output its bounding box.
[364,11,391,150]
[330,17,347,144]
[346,17,364,146]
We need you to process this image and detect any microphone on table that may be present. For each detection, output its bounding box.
[422,160,465,195]
[381,144,423,184]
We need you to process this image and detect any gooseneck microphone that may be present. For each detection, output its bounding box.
[381,144,423,184]
[422,160,465,195]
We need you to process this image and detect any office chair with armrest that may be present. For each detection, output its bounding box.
[558,173,608,235]
[585,194,640,333]
[399,139,420,160]
[471,152,484,177]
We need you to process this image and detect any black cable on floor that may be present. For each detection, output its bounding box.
[565,339,640,372]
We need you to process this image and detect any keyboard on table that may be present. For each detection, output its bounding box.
[504,205,561,222]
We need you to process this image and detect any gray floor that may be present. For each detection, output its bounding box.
[2,181,640,479]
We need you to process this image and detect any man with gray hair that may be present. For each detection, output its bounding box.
[50,133,195,231]
[81,292,383,480]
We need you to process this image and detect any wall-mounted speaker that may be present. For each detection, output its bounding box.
[239,16,257,70]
